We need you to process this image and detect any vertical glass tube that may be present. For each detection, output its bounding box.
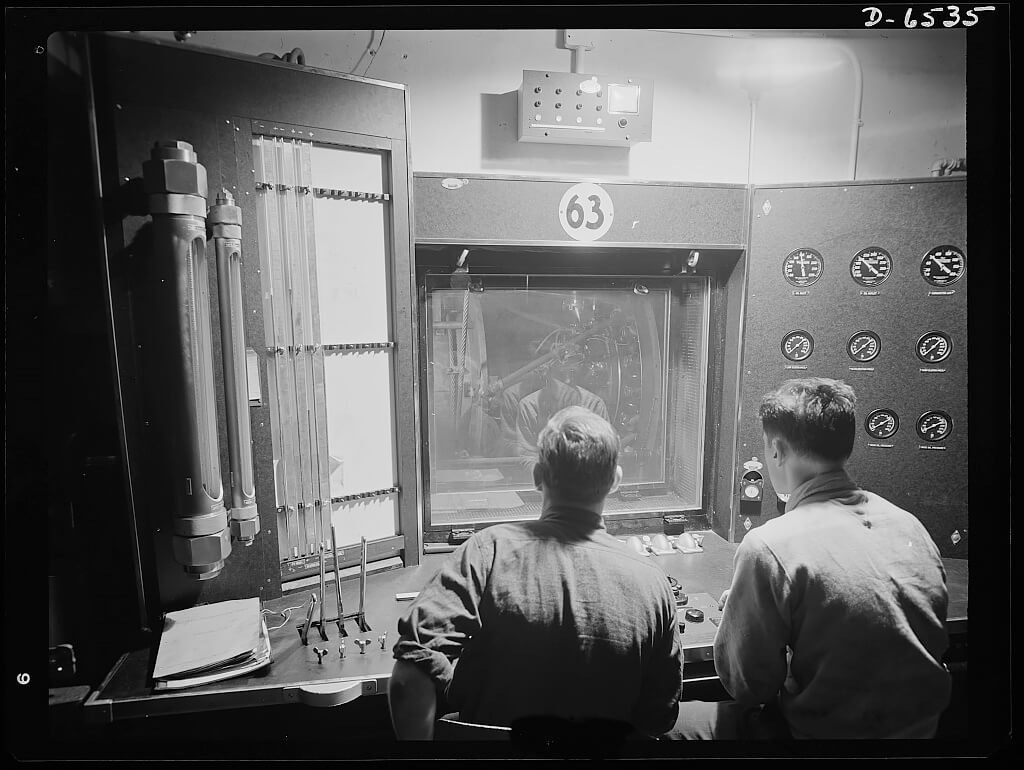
[211,189,259,544]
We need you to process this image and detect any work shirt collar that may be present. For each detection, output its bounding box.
[785,469,861,513]
[539,505,606,531]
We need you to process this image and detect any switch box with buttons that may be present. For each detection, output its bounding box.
[517,70,653,147]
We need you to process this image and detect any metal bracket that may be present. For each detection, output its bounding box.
[321,341,394,353]
[313,188,391,202]
[330,486,399,505]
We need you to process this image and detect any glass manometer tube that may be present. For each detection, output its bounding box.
[212,189,260,545]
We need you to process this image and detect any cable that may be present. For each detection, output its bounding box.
[362,30,387,76]
[262,604,306,631]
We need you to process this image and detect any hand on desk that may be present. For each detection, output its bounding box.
[718,589,731,611]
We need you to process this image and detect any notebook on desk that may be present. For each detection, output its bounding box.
[153,597,272,690]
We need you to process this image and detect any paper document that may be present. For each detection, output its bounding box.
[152,597,262,680]
[155,619,272,691]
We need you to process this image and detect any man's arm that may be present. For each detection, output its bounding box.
[388,660,438,740]
[713,532,791,705]
[631,586,684,735]
[390,537,489,738]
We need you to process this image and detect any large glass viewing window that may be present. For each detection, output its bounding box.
[422,274,711,528]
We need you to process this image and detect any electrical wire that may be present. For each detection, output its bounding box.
[362,30,387,76]
[262,604,307,631]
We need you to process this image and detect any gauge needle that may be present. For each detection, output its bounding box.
[862,260,881,276]
[853,341,867,354]
[932,257,954,275]
[922,340,941,356]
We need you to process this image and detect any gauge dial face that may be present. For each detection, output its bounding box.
[917,331,952,363]
[783,248,824,287]
[865,408,900,439]
[917,410,953,442]
[781,330,814,361]
[920,246,965,286]
[850,247,893,287]
[847,330,881,362]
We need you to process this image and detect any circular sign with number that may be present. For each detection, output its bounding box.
[558,182,614,241]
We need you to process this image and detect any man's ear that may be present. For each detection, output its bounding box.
[607,465,623,495]
[771,436,789,465]
[533,463,543,491]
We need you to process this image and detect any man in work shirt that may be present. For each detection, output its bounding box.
[389,406,682,740]
[670,378,951,739]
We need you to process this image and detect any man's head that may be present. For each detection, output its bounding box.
[759,378,857,494]
[533,406,622,509]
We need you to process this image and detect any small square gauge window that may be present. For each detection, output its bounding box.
[608,83,640,114]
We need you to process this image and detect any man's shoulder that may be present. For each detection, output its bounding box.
[587,532,675,585]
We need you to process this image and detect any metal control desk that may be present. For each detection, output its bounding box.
[83,530,968,724]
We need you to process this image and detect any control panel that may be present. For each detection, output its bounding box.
[517,69,653,147]
[738,179,968,557]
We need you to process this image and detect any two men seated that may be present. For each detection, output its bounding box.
[389,378,952,742]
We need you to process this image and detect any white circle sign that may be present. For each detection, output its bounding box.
[558,182,614,241]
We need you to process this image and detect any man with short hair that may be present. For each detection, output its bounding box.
[389,406,682,740]
[671,378,951,739]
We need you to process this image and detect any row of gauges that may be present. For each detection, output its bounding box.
[783,245,966,287]
[781,330,952,363]
[865,408,953,442]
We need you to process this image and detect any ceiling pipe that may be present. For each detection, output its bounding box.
[832,42,864,181]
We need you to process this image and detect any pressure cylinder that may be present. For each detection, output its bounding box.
[141,140,230,579]
[210,189,260,545]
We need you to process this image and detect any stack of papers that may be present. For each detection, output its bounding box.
[153,597,272,691]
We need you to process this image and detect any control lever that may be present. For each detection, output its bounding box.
[331,525,347,637]
[298,593,318,646]
[354,639,371,655]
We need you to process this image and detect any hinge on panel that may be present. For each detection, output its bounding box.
[448,528,475,546]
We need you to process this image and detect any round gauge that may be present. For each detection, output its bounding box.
[865,408,900,440]
[917,410,953,442]
[783,248,824,287]
[917,331,952,363]
[850,247,893,287]
[920,245,965,286]
[781,330,814,362]
[847,330,881,362]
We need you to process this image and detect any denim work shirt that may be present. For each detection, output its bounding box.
[393,507,683,734]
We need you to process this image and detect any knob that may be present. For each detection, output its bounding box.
[684,608,705,623]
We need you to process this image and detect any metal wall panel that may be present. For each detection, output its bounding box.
[414,174,748,247]
[737,178,968,556]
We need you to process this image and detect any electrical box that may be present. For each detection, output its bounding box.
[517,69,653,148]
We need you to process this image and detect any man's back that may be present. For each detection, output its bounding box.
[395,507,682,734]
[715,472,951,738]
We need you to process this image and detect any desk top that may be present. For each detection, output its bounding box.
[84,531,967,723]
